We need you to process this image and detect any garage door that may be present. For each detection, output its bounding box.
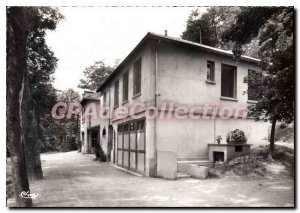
[117,119,145,174]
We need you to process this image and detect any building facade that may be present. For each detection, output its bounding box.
[82,32,270,177]
[80,91,101,155]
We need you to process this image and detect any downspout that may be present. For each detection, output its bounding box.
[108,89,111,125]
[108,89,111,159]
[214,117,216,144]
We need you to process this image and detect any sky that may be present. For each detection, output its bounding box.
[45,6,207,93]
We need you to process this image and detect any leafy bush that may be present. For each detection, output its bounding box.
[226,129,247,144]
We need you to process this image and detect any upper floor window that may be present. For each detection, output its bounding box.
[133,58,141,96]
[114,80,119,107]
[82,107,85,123]
[248,69,261,101]
[207,60,215,82]
[103,91,107,107]
[123,71,129,102]
[221,64,237,98]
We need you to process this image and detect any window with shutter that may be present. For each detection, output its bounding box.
[133,58,141,96]
[207,60,215,82]
[114,80,119,107]
[123,71,129,102]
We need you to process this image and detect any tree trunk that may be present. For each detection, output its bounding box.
[6,7,32,207]
[270,115,277,155]
[22,76,43,180]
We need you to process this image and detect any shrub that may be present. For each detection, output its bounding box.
[226,129,247,144]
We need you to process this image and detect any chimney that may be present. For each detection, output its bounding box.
[164,30,168,36]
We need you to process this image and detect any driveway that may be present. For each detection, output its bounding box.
[17,151,294,207]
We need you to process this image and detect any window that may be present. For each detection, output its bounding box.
[118,125,123,133]
[81,132,84,144]
[130,122,135,131]
[235,146,243,152]
[124,123,129,132]
[123,71,129,102]
[114,80,119,107]
[137,120,145,131]
[103,91,107,107]
[248,69,261,101]
[207,60,215,82]
[82,108,85,124]
[133,58,141,96]
[221,64,237,98]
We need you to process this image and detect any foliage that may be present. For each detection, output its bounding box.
[23,7,64,153]
[181,7,240,48]
[54,89,81,152]
[35,87,81,153]
[222,7,294,154]
[78,60,118,91]
[226,129,247,144]
[26,7,64,119]
[222,7,281,45]
[182,7,267,57]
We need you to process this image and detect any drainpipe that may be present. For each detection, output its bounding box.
[214,117,216,144]
[108,89,111,125]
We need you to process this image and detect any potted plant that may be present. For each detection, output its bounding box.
[216,135,222,144]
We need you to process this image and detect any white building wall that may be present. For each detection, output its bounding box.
[155,42,270,160]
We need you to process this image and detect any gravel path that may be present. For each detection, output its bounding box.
[10,151,294,207]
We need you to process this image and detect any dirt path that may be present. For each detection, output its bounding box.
[9,151,294,207]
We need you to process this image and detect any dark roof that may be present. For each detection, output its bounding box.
[96,32,261,92]
[80,91,99,105]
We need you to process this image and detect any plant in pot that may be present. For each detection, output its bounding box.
[216,135,222,144]
[226,129,247,144]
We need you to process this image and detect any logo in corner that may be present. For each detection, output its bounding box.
[20,191,39,199]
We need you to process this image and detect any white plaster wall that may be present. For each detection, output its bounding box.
[156,117,214,160]
[215,118,270,148]
[98,41,157,171]
[155,42,270,160]
[156,117,269,160]
[156,42,261,106]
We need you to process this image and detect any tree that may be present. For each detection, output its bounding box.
[26,7,63,120]
[181,7,260,57]
[223,7,294,155]
[7,6,63,205]
[78,60,117,91]
[19,7,63,180]
[55,89,81,151]
[181,7,241,48]
[21,7,63,177]
[7,6,32,207]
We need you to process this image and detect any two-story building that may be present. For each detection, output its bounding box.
[80,90,101,155]
[91,32,269,177]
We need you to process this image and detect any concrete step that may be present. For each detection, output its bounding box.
[177,159,213,174]
[177,172,191,179]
